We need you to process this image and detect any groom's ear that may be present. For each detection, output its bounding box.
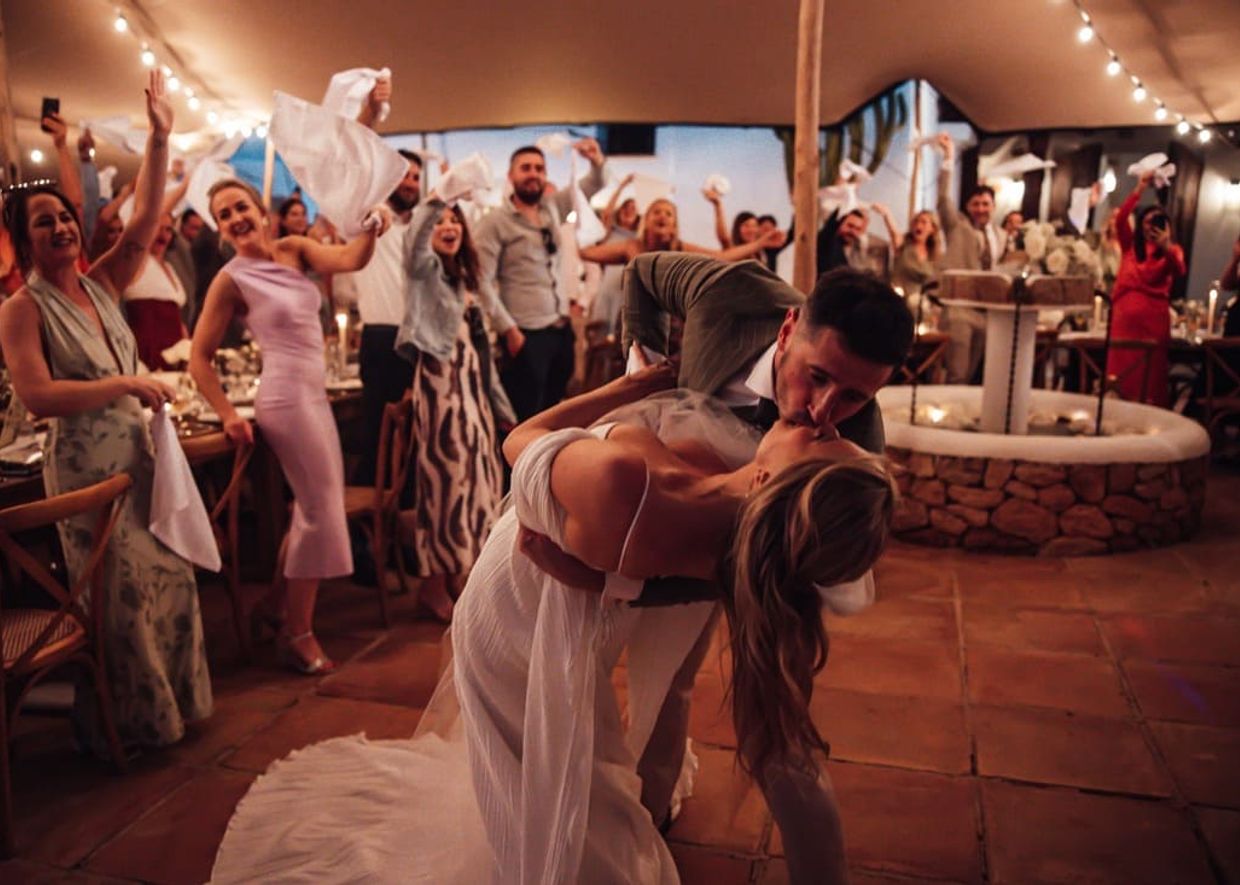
[775,308,800,354]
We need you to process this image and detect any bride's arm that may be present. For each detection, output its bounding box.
[500,362,676,467]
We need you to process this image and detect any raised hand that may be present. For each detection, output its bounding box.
[145,69,174,138]
[43,113,69,148]
[761,228,788,248]
[368,77,391,115]
[701,186,722,205]
[574,137,605,167]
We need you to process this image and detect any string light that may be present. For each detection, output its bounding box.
[29,149,44,163]
[1072,1,1223,145]
[110,9,256,137]
[255,124,269,139]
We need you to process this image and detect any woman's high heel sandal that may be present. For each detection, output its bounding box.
[278,631,336,675]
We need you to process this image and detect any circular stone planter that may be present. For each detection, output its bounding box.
[877,386,1211,555]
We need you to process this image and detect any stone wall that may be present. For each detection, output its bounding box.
[886,447,1208,555]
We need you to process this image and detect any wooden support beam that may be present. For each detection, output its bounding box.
[792,0,825,295]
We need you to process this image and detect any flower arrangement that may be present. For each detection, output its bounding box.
[1011,221,1101,280]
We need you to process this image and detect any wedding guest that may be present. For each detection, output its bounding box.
[0,72,212,752]
[122,210,189,370]
[588,173,640,333]
[756,213,792,273]
[886,208,943,297]
[394,196,505,621]
[934,133,1002,383]
[88,181,132,261]
[816,208,890,280]
[191,178,390,674]
[579,198,785,268]
[474,139,608,421]
[1106,171,1185,407]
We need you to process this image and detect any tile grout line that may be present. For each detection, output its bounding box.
[1089,583,1228,884]
[950,557,991,885]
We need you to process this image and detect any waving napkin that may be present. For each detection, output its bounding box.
[571,154,607,247]
[322,67,391,123]
[436,152,493,205]
[183,134,245,231]
[1128,152,1176,188]
[149,408,221,571]
[819,183,863,216]
[83,115,148,154]
[702,173,731,195]
[269,91,408,238]
[535,132,573,158]
[838,158,873,184]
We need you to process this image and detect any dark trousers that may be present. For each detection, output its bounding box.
[499,323,576,422]
[357,324,414,486]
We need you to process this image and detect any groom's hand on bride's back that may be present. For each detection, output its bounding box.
[518,526,605,592]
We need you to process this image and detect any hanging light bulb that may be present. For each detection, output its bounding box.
[140,45,156,67]
[240,124,254,138]
[1175,119,1191,135]
[188,96,201,111]
[207,110,219,124]
[29,148,44,164]
[167,76,181,93]
[113,12,129,33]
[1132,85,1147,103]
[1197,128,1212,144]
[183,86,195,99]
[1077,25,1094,43]
[1102,169,1117,194]
[255,123,269,139]
[1153,104,1168,122]
[1105,56,1121,77]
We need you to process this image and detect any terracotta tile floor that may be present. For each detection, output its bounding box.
[4,466,1238,883]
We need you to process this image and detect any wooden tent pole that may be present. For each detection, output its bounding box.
[0,3,23,187]
[907,79,923,226]
[792,0,825,295]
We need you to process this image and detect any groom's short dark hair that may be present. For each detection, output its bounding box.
[804,268,914,367]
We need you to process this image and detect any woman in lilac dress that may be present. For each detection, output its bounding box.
[190,179,389,673]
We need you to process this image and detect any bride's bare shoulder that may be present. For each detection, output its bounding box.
[549,436,648,572]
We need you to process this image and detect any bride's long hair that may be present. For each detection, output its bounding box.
[724,455,896,780]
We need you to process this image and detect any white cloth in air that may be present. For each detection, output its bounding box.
[321,66,392,123]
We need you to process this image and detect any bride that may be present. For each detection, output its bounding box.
[212,363,895,884]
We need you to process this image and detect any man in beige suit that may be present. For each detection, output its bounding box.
[934,133,1003,383]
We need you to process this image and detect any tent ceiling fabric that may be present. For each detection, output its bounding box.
[4,0,1238,156]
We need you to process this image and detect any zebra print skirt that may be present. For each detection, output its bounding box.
[402,315,504,577]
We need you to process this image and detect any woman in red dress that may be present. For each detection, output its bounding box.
[1106,171,1186,407]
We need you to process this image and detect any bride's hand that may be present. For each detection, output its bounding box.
[518,526,604,592]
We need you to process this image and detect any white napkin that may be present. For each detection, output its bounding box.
[97,166,119,201]
[184,134,245,231]
[535,132,573,158]
[702,173,731,195]
[625,343,666,375]
[322,67,391,123]
[148,408,221,571]
[1127,152,1176,187]
[83,115,147,154]
[269,91,409,238]
[160,338,193,367]
[1067,187,1093,234]
[984,154,1056,180]
[819,183,863,216]
[817,570,875,616]
[838,159,873,184]
[436,152,493,205]
[571,154,608,247]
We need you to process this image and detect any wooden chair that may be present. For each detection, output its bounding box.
[895,332,949,385]
[1067,337,1157,402]
[582,321,624,392]
[0,473,132,857]
[182,438,254,657]
[1203,337,1240,450]
[343,395,415,627]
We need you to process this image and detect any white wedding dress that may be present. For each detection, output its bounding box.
[211,392,761,885]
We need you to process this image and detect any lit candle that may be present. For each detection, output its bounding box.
[334,309,349,371]
[1207,287,1218,335]
[928,405,946,424]
[1093,295,1103,330]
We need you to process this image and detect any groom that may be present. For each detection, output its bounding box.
[527,252,913,883]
